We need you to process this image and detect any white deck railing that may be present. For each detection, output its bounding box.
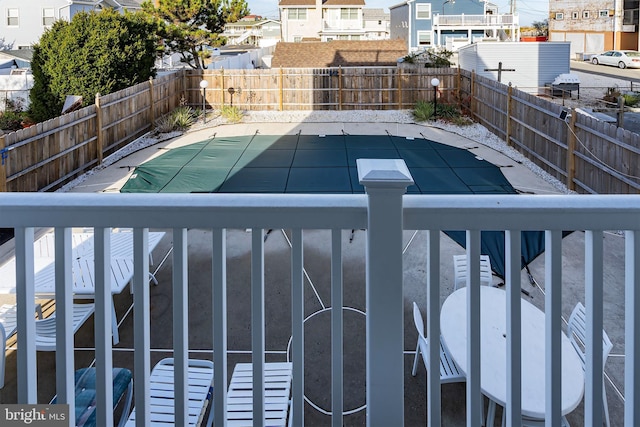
[0,160,639,427]
[433,13,518,27]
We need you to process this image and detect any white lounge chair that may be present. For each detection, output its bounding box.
[226,362,293,427]
[453,254,493,290]
[0,302,95,388]
[568,302,613,427]
[125,358,214,427]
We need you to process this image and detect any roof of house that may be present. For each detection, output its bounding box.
[271,39,406,67]
[279,0,365,6]
[363,8,389,19]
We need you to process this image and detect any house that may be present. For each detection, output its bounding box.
[548,0,639,55]
[389,0,519,52]
[0,0,142,49]
[363,8,390,40]
[270,39,406,67]
[222,18,282,47]
[279,0,366,42]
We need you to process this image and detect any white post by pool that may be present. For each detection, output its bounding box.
[358,158,413,426]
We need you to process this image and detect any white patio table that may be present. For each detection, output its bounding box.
[440,286,584,423]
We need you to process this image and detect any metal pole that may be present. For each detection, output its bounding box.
[202,88,206,123]
[433,85,437,120]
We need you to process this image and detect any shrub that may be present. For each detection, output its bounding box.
[155,106,198,133]
[413,100,435,121]
[622,93,639,107]
[0,110,25,131]
[221,105,243,123]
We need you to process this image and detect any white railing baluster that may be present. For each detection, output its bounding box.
[466,229,482,427]
[426,230,441,427]
[585,230,604,426]
[173,228,189,426]
[545,230,562,426]
[505,230,522,427]
[291,229,304,427]
[626,230,640,427]
[54,227,75,423]
[133,228,150,427]
[358,159,413,426]
[252,228,265,427]
[94,227,113,427]
[331,229,343,427]
[213,228,228,427]
[15,227,37,403]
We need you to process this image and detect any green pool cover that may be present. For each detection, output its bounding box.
[120,134,513,195]
[120,133,549,278]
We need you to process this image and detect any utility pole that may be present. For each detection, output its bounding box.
[510,0,516,15]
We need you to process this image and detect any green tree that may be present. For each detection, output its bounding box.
[29,8,159,122]
[142,0,249,69]
[532,19,549,37]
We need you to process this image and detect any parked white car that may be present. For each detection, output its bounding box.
[591,50,640,69]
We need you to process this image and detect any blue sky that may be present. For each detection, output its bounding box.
[247,0,549,26]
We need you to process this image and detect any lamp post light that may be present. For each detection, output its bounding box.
[431,77,440,120]
[199,79,209,123]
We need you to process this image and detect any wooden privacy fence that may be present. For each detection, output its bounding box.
[458,70,640,194]
[0,72,182,192]
[0,66,638,194]
[187,67,457,111]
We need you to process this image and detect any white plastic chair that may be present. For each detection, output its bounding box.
[411,302,464,383]
[568,302,613,427]
[125,358,214,427]
[0,302,95,387]
[453,254,493,290]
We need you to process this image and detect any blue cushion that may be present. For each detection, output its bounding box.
[68,367,132,427]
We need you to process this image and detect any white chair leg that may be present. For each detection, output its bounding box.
[486,399,497,427]
[411,341,420,376]
[603,382,610,427]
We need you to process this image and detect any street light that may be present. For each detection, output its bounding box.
[442,0,455,15]
[199,79,209,123]
[431,78,440,120]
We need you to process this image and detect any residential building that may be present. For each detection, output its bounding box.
[279,0,366,42]
[363,8,390,39]
[549,0,639,54]
[222,17,282,47]
[0,0,142,49]
[389,0,519,52]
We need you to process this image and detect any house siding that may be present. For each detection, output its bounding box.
[458,42,571,93]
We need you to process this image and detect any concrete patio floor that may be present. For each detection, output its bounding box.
[0,116,627,426]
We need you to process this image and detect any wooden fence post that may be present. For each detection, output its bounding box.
[95,93,104,165]
[148,78,155,129]
[221,68,226,108]
[456,66,461,106]
[397,68,402,110]
[338,66,343,111]
[470,71,476,118]
[279,67,283,111]
[567,108,577,191]
[506,83,513,147]
[0,134,7,192]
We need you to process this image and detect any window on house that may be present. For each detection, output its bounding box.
[7,8,19,26]
[340,8,358,20]
[555,12,564,20]
[599,9,610,17]
[416,4,431,20]
[288,9,307,20]
[417,31,431,45]
[294,36,302,42]
[571,11,579,19]
[352,35,360,40]
[583,11,590,19]
[43,8,55,26]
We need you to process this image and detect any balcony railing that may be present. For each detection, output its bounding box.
[433,13,519,27]
[1,160,639,426]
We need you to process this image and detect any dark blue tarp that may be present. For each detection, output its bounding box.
[121,133,556,277]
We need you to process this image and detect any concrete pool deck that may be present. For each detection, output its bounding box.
[0,116,628,426]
